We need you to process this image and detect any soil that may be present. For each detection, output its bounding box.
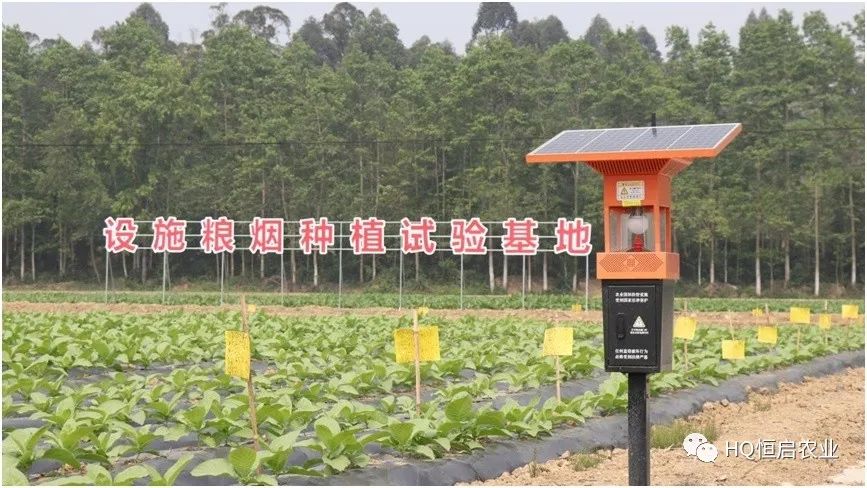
[3,301,856,328]
[475,367,866,486]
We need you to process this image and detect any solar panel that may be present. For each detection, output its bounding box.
[527,123,741,163]
[531,129,604,154]
[622,126,691,151]
[580,128,648,153]
[666,124,738,150]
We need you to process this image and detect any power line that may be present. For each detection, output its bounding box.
[2,137,547,148]
[2,127,862,149]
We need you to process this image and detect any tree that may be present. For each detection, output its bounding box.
[129,3,170,44]
[583,14,612,51]
[322,2,365,59]
[636,26,661,60]
[233,5,290,43]
[2,3,863,294]
[294,17,339,66]
[351,8,406,66]
[2,26,42,281]
[511,16,569,51]
[471,2,518,41]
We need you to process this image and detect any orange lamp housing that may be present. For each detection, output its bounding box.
[527,123,741,373]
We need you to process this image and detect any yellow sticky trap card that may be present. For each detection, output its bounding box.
[542,327,574,356]
[751,308,764,318]
[673,317,696,341]
[842,304,860,319]
[416,306,430,319]
[818,314,832,330]
[394,326,440,364]
[225,330,251,379]
[789,307,811,324]
[247,304,257,314]
[721,339,745,360]
[571,303,582,313]
[757,325,778,344]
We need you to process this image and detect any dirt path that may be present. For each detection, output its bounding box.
[4,301,856,328]
[477,367,865,486]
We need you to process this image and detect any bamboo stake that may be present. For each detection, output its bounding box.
[555,355,562,403]
[413,310,422,415]
[726,312,735,340]
[683,300,689,372]
[683,340,688,373]
[824,300,829,345]
[240,295,262,470]
[764,303,774,351]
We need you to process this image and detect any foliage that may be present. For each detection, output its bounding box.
[1,3,862,296]
[1,300,864,483]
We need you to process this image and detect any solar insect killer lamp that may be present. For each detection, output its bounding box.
[526,121,741,486]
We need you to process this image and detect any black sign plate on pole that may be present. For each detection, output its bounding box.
[602,279,674,486]
[602,280,674,373]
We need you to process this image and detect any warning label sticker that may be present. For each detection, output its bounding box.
[614,347,649,360]
[630,316,649,335]
[616,180,645,202]
[614,290,649,304]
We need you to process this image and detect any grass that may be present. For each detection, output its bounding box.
[571,452,605,472]
[751,391,774,412]
[651,418,719,449]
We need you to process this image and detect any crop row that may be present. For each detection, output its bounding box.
[2,312,863,485]
[4,290,864,312]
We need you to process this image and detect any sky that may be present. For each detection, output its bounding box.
[1,1,863,55]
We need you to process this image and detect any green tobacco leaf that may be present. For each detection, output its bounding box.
[322,454,351,472]
[254,474,278,486]
[160,453,194,485]
[413,445,436,459]
[270,430,302,452]
[227,446,258,479]
[53,475,92,485]
[314,417,340,439]
[190,458,235,478]
[43,447,80,469]
[114,465,149,485]
[388,422,414,446]
[358,431,388,446]
[128,410,146,426]
[433,437,451,452]
[2,455,28,486]
[445,395,473,422]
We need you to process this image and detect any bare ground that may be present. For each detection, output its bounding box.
[475,367,866,486]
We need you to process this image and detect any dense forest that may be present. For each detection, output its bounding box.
[2,2,864,297]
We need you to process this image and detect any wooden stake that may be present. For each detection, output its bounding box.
[682,300,689,372]
[683,339,689,373]
[240,295,262,469]
[796,323,802,353]
[413,310,422,415]
[764,304,774,351]
[823,300,829,345]
[555,355,562,403]
[726,312,735,340]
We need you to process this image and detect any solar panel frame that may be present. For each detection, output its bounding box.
[526,123,741,163]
